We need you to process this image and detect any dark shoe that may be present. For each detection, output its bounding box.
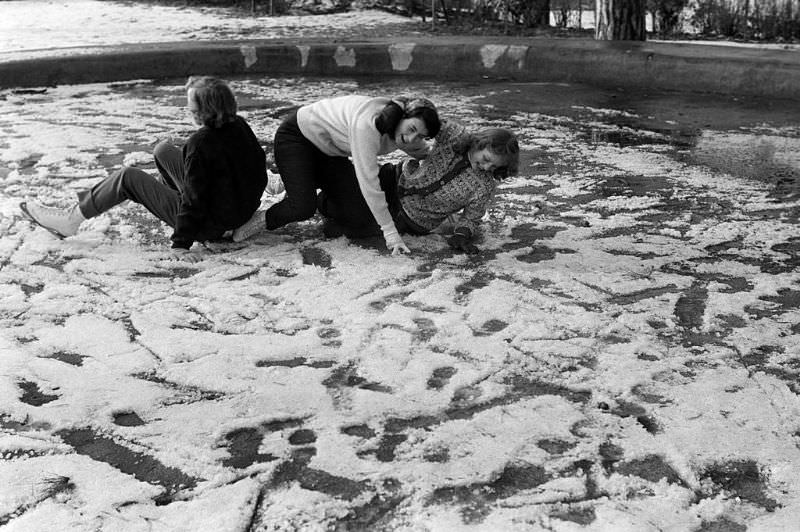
[322,217,345,238]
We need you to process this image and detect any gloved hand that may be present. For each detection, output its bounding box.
[447,233,479,254]
[385,232,411,256]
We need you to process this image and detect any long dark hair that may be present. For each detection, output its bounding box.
[454,128,520,178]
[375,97,441,139]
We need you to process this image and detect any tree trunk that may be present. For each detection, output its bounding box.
[530,0,551,26]
[595,0,647,40]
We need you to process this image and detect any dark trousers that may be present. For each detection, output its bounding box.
[378,163,430,236]
[77,141,184,228]
[318,162,431,237]
[265,111,376,232]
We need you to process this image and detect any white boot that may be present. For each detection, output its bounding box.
[232,209,266,242]
[266,170,285,196]
[20,201,85,238]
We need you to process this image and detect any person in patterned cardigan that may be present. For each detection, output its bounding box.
[321,119,519,254]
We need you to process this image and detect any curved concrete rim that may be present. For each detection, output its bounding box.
[2,36,799,99]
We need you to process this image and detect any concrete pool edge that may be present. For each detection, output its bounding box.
[2,36,799,100]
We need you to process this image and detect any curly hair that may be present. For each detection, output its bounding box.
[185,76,237,128]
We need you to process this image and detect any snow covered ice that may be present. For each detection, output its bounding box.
[1,1,800,530]
[1,75,799,531]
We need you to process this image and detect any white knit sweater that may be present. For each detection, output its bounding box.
[297,95,401,244]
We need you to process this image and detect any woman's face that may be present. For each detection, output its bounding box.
[393,117,429,150]
[468,147,503,173]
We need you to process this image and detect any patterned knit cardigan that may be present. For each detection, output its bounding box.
[398,119,497,236]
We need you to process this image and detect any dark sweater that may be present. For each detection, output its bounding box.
[171,116,267,249]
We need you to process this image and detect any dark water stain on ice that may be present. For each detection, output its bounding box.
[341,424,376,439]
[412,317,437,342]
[506,376,592,405]
[323,364,393,400]
[301,246,332,268]
[550,505,597,525]
[402,300,448,313]
[19,282,44,296]
[359,433,408,462]
[609,399,661,434]
[504,223,564,249]
[332,483,406,530]
[758,288,800,312]
[515,245,576,263]
[427,366,457,390]
[682,131,800,195]
[222,418,308,469]
[771,238,800,261]
[222,427,279,469]
[271,448,368,501]
[674,281,708,331]
[631,383,670,405]
[0,413,51,432]
[113,411,145,427]
[599,441,624,473]
[369,377,591,463]
[288,429,316,445]
[56,428,198,499]
[579,110,699,148]
[133,266,198,279]
[699,459,779,511]
[740,344,782,368]
[384,415,440,434]
[256,357,336,369]
[637,351,661,361]
[32,255,67,271]
[616,454,686,486]
[738,345,800,394]
[698,517,747,532]
[474,318,508,336]
[454,270,495,298]
[15,153,42,171]
[427,463,550,524]
[423,447,450,462]
[537,438,577,455]
[369,289,413,311]
[130,371,225,403]
[42,350,87,366]
[316,326,341,348]
[18,380,59,406]
[608,284,680,306]
[118,316,141,341]
[597,173,674,198]
[745,288,800,319]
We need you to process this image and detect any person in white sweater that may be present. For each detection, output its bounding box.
[233,95,441,255]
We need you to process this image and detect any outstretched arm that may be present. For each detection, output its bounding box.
[447,184,495,254]
[349,122,409,255]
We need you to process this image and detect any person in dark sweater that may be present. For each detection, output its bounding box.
[20,76,268,257]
